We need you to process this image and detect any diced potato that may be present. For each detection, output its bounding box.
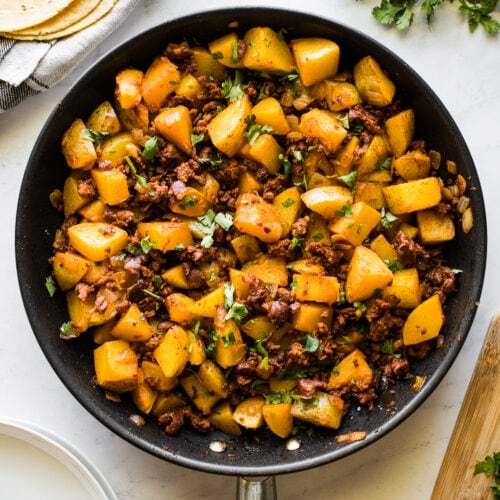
[345,245,393,302]
[402,294,444,345]
[293,273,340,305]
[268,378,297,393]
[242,254,289,287]
[198,360,230,398]
[137,221,194,252]
[311,80,362,112]
[288,259,325,275]
[100,131,135,168]
[86,100,121,135]
[251,97,291,135]
[327,349,373,389]
[190,285,225,318]
[242,27,295,73]
[141,360,178,391]
[115,101,149,132]
[229,268,250,300]
[115,68,143,110]
[91,168,130,206]
[333,136,360,175]
[62,171,91,217]
[300,185,353,219]
[214,309,248,369]
[240,315,274,341]
[93,340,138,393]
[176,73,203,103]
[52,252,90,291]
[291,391,344,429]
[67,222,128,262]
[417,209,456,244]
[111,303,153,342]
[263,402,294,438]
[291,303,333,332]
[353,56,395,107]
[239,133,284,174]
[209,400,242,436]
[154,106,193,155]
[231,234,262,264]
[188,330,207,366]
[61,118,97,170]
[393,150,431,180]
[238,170,263,194]
[305,212,331,247]
[298,108,348,153]
[382,268,421,309]
[153,325,191,378]
[78,199,106,222]
[92,320,116,345]
[234,192,283,243]
[66,289,94,332]
[131,367,158,414]
[161,264,189,289]
[180,373,220,415]
[385,109,415,158]
[141,56,180,111]
[151,392,185,416]
[329,201,382,246]
[207,94,252,157]
[356,135,389,177]
[208,32,245,69]
[399,222,419,240]
[232,396,266,429]
[354,181,387,210]
[168,182,211,217]
[290,38,340,87]
[273,186,302,236]
[165,293,196,323]
[369,234,397,262]
[382,177,442,215]
[190,172,220,205]
[192,46,228,80]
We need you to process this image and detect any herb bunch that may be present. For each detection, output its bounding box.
[370,0,500,33]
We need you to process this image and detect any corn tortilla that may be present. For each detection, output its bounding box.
[10,0,101,36]
[0,0,75,32]
[1,0,118,41]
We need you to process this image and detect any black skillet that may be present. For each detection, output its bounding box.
[15,7,486,495]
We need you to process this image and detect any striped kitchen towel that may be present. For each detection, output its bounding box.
[0,0,141,113]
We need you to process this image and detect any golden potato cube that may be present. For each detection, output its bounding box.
[188,331,207,366]
[393,150,431,180]
[242,255,289,287]
[165,293,196,323]
[382,268,421,309]
[385,109,415,158]
[161,264,190,289]
[288,259,325,275]
[291,37,340,87]
[111,303,153,342]
[90,168,130,206]
[369,234,397,262]
[207,94,252,157]
[231,234,262,264]
[403,294,444,345]
[242,27,295,73]
[153,324,190,378]
[131,367,158,415]
[168,183,212,217]
[154,105,193,156]
[52,252,90,291]
[328,348,373,390]
[116,101,149,133]
[240,315,274,341]
[399,222,419,240]
[291,303,332,332]
[198,360,230,398]
[329,201,382,246]
[353,56,395,107]
[175,73,203,103]
[115,68,143,110]
[291,391,344,429]
[229,268,250,300]
[354,181,387,210]
[192,46,228,81]
[382,177,442,215]
[180,373,220,415]
[305,212,331,246]
[141,360,178,392]
[151,392,185,416]
[346,245,393,302]
[356,135,389,176]
[67,222,128,262]
[78,199,106,222]
[311,80,362,112]
[209,400,242,436]
[417,209,456,245]
[333,136,360,175]
[63,171,92,217]
[137,221,194,252]
[232,396,266,429]
[293,273,340,305]
[190,285,225,318]
[239,133,284,174]
[300,185,353,220]
[251,97,291,135]
[86,100,122,135]
[93,340,138,393]
[208,32,245,69]
[273,186,302,236]
[62,118,97,170]
[298,108,348,154]
[214,311,247,369]
[263,402,294,438]
[238,170,263,194]
[100,131,135,168]
[141,56,180,112]
[234,192,283,243]
[66,289,94,332]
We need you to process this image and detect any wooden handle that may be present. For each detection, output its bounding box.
[432,315,500,500]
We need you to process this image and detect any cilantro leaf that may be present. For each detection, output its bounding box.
[244,115,274,145]
[338,171,357,192]
[45,275,57,297]
[372,0,416,30]
[85,129,111,144]
[221,70,247,102]
[125,156,147,189]
[381,207,399,229]
[141,137,159,161]
[300,334,320,353]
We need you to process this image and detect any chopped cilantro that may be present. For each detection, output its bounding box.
[141,136,159,161]
[231,40,239,64]
[381,339,402,358]
[195,209,233,248]
[85,129,110,144]
[312,232,324,242]
[336,112,350,129]
[125,156,147,189]
[190,133,204,147]
[381,207,399,229]
[221,70,247,102]
[45,275,57,297]
[336,202,353,218]
[179,195,197,209]
[244,115,273,145]
[377,155,393,170]
[282,197,295,208]
[212,51,223,60]
[338,171,357,192]
[300,334,320,353]
[278,153,292,178]
[60,321,73,337]
[143,289,162,300]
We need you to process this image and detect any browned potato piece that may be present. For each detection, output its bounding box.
[86,100,121,135]
[115,69,143,110]
[61,118,97,170]
[353,56,395,107]
[142,56,180,111]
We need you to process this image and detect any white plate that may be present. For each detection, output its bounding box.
[0,418,117,500]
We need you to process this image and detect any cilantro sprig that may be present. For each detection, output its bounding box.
[194,209,234,248]
[474,451,500,497]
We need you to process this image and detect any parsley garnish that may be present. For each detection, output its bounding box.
[231,40,239,64]
[223,283,248,323]
[194,209,234,248]
[312,232,324,242]
[384,258,404,272]
[244,115,273,145]
[127,235,157,255]
[60,321,73,337]
[474,452,500,497]
[45,275,57,297]
[125,156,147,189]
[336,112,350,129]
[338,171,357,192]
[85,129,110,144]
[381,339,402,358]
[300,334,320,353]
[141,137,159,161]
[336,202,353,218]
[221,70,247,102]
[143,289,162,300]
[190,133,205,147]
[380,207,399,229]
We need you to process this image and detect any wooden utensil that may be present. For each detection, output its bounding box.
[432,315,500,499]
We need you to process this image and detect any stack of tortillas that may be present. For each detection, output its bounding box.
[0,0,119,41]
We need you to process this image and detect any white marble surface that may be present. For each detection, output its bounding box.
[0,1,498,498]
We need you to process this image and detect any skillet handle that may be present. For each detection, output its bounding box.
[236,476,277,500]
